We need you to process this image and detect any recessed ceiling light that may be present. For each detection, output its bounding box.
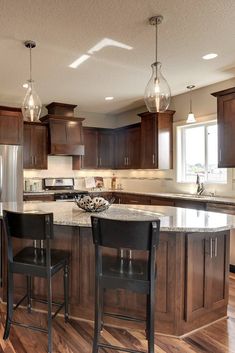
[69,54,90,69]
[202,53,218,60]
[22,83,28,88]
[105,96,114,101]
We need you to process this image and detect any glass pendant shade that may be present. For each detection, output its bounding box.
[144,62,171,113]
[186,85,196,123]
[186,112,196,124]
[22,80,42,122]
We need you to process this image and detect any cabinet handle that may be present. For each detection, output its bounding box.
[210,237,213,258]
[130,200,139,203]
[97,157,99,167]
[152,154,155,165]
[127,157,129,166]
[34,156,36,165]
[219,149,222,163]
[118,198,121,204]
[100,157,102,166]
[124,157,127,166]
[214,237,218,257]
[31,156,34,165]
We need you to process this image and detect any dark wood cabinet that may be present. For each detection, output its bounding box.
[115,124,141,169]
[185,231,229,321]
[23,122,48,169]
[0,106,23,145]
[150,197,175,206]
[212,87,235,167]
[138,110,174,169]
[23,194,54,201]
[113,192,150,205]
[40,102,84,156]
[73,127,114,169]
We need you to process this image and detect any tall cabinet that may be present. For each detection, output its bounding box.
[138,110,175,169]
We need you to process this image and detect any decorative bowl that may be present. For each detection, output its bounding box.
[74,195,113,212]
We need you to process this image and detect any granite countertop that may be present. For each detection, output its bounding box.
[23,190,235,205]
[1,202,235,233]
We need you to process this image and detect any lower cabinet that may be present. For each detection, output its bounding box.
[113,193,150,205]
[150,197,175,206]
[23,194,54,202]
[185,231,229,321]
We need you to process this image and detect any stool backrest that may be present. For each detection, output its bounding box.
[3,210,54,240]
[91,217,160,251]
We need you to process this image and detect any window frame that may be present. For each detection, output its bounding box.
[177,120,227,184]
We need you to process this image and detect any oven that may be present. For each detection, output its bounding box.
[43,178,88,201]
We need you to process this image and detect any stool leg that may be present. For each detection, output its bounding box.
[64,263,69,322]
[3,271,13,340]
[27,276,32,313]
[47,276,52,353]
[147,285,155,353]
[93,281,102,353]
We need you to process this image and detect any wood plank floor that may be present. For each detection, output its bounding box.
[1,274,235,353]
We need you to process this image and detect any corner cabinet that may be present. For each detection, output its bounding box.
[138,110,174,169]
[73,127,114,169]
[212,87,235,167]
[23,122,48,169]
[0,106,23,145]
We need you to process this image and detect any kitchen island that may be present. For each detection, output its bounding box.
[0,202,234,336]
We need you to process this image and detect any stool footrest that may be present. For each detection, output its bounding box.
[11,320,47,333]
[31,296,64,307]
[104,312,145,323]
[52,303,65,319]
[14,294,28,311]
[98,343,146,353]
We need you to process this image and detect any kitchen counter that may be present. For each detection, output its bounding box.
[23,189,235,205]
[0,201,232,337]
[2,201,235,232]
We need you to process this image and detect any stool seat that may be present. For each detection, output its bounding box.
[12,247,70,277]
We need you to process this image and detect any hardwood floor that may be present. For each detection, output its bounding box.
[1,274,235,353]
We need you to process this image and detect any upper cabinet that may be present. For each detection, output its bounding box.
[115,124,141,169]
[138,110,175,169]
[73,127,114,169]
[40,102,84,156]
[23,122,48,169]
[212,87,235,167]
[0,106,23,145]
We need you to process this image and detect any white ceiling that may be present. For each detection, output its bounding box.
[0,0,235,114]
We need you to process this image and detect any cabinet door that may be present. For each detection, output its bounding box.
[140,116,156,168]
[98,131,114,169]
[150,197,175,206]
[185,232,229,321]
[23,124,34,169]
[217,93,235,167]
[205,232,229,310]
[82,128,98,169]
[126,127,141,168]
[185,233,208,321]
[0,111,23,145]
[33,125,48,169]
[115,130,126,168]
[66,120,82,144]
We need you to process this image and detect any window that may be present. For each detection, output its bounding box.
[177,122,227,183]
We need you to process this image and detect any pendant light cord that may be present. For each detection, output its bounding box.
[29,45,32,82]
[155,20,158,64]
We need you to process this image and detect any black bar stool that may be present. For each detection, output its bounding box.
[91,216,160,353]
[3,210,70,353]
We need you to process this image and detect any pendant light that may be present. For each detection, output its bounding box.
[144,15,171,113]
[22,40,42,122]
[186,85,196,123]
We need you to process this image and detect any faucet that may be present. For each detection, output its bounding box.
[196,174,205,195]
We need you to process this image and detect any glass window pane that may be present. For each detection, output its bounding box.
[184,126,205,182]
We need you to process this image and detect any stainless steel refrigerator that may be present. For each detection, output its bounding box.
[0,145,23,202]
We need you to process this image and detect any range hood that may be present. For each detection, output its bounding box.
[40,102,85,156]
